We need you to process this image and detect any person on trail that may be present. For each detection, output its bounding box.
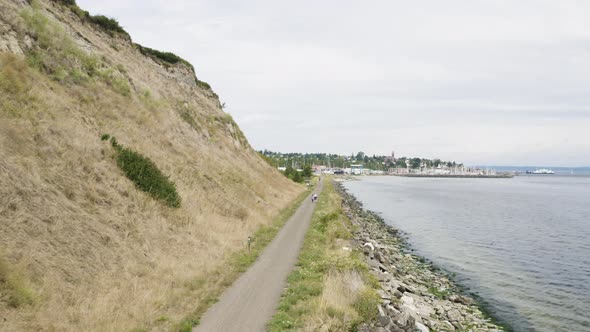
[312,193,318,202]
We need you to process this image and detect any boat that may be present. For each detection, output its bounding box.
[526,168,555,174]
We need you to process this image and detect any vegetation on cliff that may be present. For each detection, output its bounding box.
[51,0,212,90]
[106,135,182,208]
[52,0,128,37]
[21,2,130,94]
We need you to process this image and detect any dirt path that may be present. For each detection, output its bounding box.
[193,180,323,332]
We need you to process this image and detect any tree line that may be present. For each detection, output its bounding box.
[259,150,463,173]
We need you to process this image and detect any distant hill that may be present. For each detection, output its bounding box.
[0,0,302,330]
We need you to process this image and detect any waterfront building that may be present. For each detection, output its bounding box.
[351,164,364,175]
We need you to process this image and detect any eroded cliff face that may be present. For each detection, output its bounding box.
[0,0,302,330]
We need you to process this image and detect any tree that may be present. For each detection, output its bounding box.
[292,170,303,183]
[302,165,312,178]
[284,166,295,178]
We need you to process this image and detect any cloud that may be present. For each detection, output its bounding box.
[77,0,590,166]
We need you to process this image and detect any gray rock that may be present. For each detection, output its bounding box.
[378,272,392,282]
[355,323,373,332]
[447,308,463,322]
[449,294,475,306]
[388,325,405,332]
[395,311,416,328]
[369,259,380,270]
[452,321,464,330]
[375,250,388,264]
[415,321,429,332]
[386,304,401,316]
[400,294,414,305]
[442,321,456,331]
[376,314,392,327]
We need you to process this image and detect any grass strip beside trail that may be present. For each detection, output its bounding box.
[172,185,313,332]
[268,179,380,332]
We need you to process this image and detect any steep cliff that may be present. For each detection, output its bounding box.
[0,0,302,330]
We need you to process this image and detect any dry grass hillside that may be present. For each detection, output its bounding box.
[0,0,303,330]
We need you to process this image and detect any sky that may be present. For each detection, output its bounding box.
[77,0,590,166]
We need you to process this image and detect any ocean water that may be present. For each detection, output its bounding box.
[343,175,590,332]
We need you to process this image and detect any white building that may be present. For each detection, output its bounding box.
[350,164,364,175]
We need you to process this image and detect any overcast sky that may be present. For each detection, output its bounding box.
[77,0,590,166]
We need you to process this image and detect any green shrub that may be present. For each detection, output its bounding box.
[107,136,181,208]
[116,148,181,207]
[352,288,380,323]
[135,45,214,91]
[136,44,190,66]
[71,6,90,20]
[176,318,199,332]
[52,0,77,6]
[196,79,211,90]
[282,166,305,183]
[52,0,128,36]
[110,136,119,149]
[88,15,126,35]
[100,133,110,141]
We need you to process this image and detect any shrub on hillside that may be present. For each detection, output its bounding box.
[136,44,193,67]
[135,45,214,91]
[196,79,211,90]
[88,15,126,35]
[51,0,128,36]
[53,0,77,6]
[352,288,380,325]
[108,136,181,208]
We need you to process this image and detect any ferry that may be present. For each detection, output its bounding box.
[526,168,555,174]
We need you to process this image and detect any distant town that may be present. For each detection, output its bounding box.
[259,150,507,177]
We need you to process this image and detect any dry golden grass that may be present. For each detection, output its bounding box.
[299,271,365,332]
[0,1,303,330]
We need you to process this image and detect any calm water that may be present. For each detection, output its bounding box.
[343,175,590,332]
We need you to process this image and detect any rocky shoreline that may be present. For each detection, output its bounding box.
[335,182,505,332]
